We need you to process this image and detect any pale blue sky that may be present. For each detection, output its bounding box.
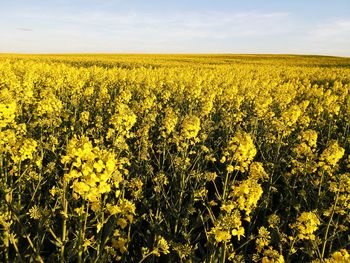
[0,0,349,55]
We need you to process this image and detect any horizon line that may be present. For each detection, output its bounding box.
[0,52,349,58]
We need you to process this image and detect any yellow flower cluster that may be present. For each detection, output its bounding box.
[210,162,264,245]
[261,247,285,263]
[312,249,350,263]
[0,101,16,128]
[161,107,178,137]
[249,162,269,181]
[15,138,38,162]
[291,129,318,175]
[281,104,302,127]
[221,131,257,172]
[108,102,137,149]
[153,236,170,257]
[327,173,350,215]
[294,129,318,157]
[109,103,137,135]
[79,110,90,126]
[255,226,271,253]
[209,209,244,242]
[292,211,320,240]
[61,136,123,205]
[319,140,345,172]
[0,129,16,154]
[180,115,201,140]
[35,94,63,117]
[228,178,263,218]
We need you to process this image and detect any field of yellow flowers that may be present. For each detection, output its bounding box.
[1,54,350,262]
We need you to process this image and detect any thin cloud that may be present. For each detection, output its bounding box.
[19,10,291,34]
[17,27,33,32]
[297,18,350,55]
[55,11,292,40]
[311,18,350,39]
[0,10,295,53]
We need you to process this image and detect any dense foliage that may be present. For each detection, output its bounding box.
[1,54,350,262]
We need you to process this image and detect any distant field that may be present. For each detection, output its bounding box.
[1,53,350,68]
[1,54,350,262]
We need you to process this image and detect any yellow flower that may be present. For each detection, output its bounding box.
[313,249,350,263]
[181,115,201,139]
[112,237,127,253]
[72,181,90,195]
[79,110,90,125]
[268,214,280,229]
[17,138,38,161]
[156,236,170,255]
[226,164,234,173]
[109,103,137,133]
[0,101,16,128]
[117,218,128,229]
[292,211,320,240]
[319,140,345,171]
[96,222,103,233]
[261,246,285,263]
[221,203,235,213]
[28,205,41,220]
[106,157,116,172]
[222,131,257,172]
[50,186,58,197]
[231,227,245,240]
[74,207,85,216]
[161,107,178,137]
[229,179,263,216]
[256,227,271,252]
[210,227,231,243]
[249,162,269,181]
[35,94,63,117]
[281,104,302,127]
[93,159,105,173]
[298,129,318,148]
[328,249,350,262]
[106,204,121,215]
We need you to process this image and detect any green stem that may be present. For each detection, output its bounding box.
[321,191,339,259]
[60,175,68,263]
[221,241,227,263]
[138,250,156,263]
[222,171,230,202]
[96,199,105,258]
[286,234,298,262]
[26,235,44,263]
[78,201,89,263]
[18,161,22,208]
[2,157,10,262]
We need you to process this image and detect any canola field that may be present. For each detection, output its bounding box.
[1,54,350,262]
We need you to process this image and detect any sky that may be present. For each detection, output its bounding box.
[0,0,350,56]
